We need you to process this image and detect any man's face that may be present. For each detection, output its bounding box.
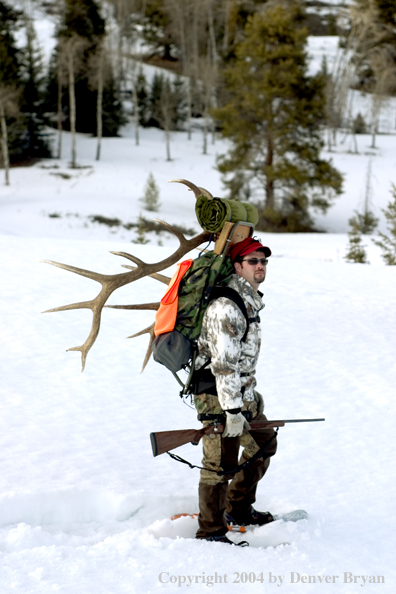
[234,250,267,291]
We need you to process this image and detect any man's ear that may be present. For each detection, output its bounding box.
[234,261,242,275]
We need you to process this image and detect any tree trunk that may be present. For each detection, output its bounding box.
[265,132,274,210]
[203,109,208,155]
[68,51,77,168]
[132,78,139,146]
[222,0,231,54]
[370,94,381,149]
[130,56,140,146]
[96,55,103,161]
[207,0,218,64]
[175,2,192,140]
[186,77,192,140]
[165,128,171,161]
[0,99,10,186]
[57,59,63,159]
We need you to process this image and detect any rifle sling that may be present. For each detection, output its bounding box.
[166,429,278,476]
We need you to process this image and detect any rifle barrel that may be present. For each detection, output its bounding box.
[150,418,325,457]
[279,418,325,423]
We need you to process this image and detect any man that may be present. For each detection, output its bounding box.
[194,237,277,545]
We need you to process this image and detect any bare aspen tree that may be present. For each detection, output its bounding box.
[165,0,196,139]
[325,33,359,149]
[222,0,232,55]
[199,52,216,155]
[206,0,218,64]
[0,93,10,186]
[323,2,381,149]
[110,0,143,144]
[174,0,192,138]
[95,43,104,160]
[349,0,396,148]
[56,54,67,159]
[160,79,174,161]
[131,58,140,145]
[112,0,137,95]
[368,58,396,148]
[192,1,201,80]
[59,35,87,168]
[88,39,109,160]
[67,40,77,168]
[125,26,143,146]
[116,0,126,94]
[0,87,19,186]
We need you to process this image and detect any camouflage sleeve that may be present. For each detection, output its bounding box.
[200,297,247,411]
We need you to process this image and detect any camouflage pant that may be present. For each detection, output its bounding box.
[194,391,277,486]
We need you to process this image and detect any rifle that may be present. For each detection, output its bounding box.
[150,418,325,457]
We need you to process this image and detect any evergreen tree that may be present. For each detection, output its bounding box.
[373,185,396,265]
[213,3,343,232]
[344,215,370,263]
[0,1,21,86]
[142,0,175,61]
[351,159,379,234]
[352,210,379,234]
[47,0,124,136]
[132,213,150,244]
[147,72,185,131]
[136,68,150,126]
[19,15,51,158]
[352,113,367,134]
[0,1,23,168]
[140,172,161,212]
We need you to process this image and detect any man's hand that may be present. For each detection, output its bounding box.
[222,409,251,438]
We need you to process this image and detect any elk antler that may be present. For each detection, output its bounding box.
[168,179,213,199]
[42,220,210,371]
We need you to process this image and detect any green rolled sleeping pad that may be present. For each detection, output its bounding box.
[195,194,259,233]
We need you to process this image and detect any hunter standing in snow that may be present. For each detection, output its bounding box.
[194,237,277,544]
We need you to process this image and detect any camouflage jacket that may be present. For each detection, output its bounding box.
[196,274,264,411]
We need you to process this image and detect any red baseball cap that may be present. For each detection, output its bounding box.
[229,237,271,263]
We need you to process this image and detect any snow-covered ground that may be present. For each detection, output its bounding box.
[1,229,395,593]
[1,10,396,593]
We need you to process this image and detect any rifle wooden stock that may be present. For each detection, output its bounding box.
[150,418,324,457]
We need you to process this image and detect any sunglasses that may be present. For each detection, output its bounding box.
[242,258,268,266]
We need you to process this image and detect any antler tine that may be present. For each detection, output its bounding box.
[105,302,160,310]
[168,179,213,199]
[127,323,155,372]
[128,324,154,339]
[42,229,210,370]
[120,266,171,285]
[148,272,171,285]
[152,218,186,243]
[109,251,144,266]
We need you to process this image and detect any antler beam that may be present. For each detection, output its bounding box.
[43,221,210,371]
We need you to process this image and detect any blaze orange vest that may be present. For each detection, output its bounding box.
[154,259,193,336]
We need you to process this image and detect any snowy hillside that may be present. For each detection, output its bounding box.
[1,125,396,594]
[1,122,396,244]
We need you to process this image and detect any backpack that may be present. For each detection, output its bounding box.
[152,250,254,396]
